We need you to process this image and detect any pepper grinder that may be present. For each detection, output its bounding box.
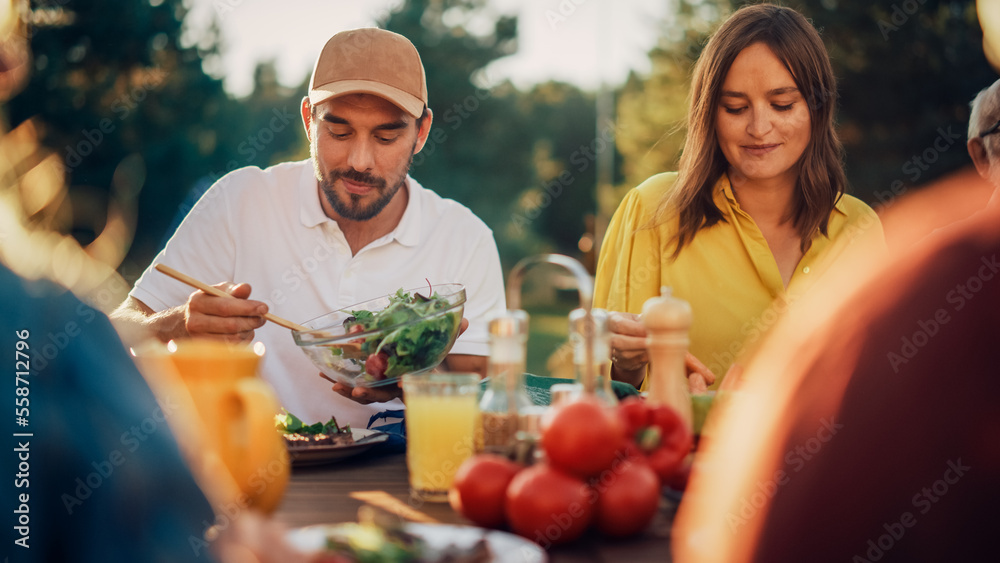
[642,286,694,432]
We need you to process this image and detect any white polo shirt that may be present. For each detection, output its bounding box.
[131,160,505,427]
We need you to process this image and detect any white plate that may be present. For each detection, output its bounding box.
[287,522,547,562]
[285,428,389,467]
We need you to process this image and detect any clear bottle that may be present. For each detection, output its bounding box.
[478,310,533,456]
[568,308,617,406]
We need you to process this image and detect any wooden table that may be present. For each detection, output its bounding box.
[274,450,678,562]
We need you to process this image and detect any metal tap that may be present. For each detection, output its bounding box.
[506,254,598,394]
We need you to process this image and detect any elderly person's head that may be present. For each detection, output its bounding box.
[967,79,1000,190]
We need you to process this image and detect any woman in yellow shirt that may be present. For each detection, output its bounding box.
[594,4,884,390]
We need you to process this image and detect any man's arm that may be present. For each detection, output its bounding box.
[110,282,268,344]
[110,296,185,343]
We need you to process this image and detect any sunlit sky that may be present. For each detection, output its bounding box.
[184,0,673,97]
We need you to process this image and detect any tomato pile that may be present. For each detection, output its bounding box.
[448,396,691,547]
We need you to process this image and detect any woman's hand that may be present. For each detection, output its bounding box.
[686,352,716,393]
[609,311,718,391]
[608,312,650,388]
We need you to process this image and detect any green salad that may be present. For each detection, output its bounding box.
[274,411,350,435]
[343,288,460,382]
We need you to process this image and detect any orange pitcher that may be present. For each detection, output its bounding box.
[134,339,289,514]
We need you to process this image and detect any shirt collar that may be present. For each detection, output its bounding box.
[391,176,422,247]
[299,164,423,248]
[713,173,848,217]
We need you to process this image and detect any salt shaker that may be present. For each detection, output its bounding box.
[478,310,532,455]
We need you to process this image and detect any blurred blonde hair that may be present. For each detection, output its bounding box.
[0,1,133,311]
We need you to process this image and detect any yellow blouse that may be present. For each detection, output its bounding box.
[594,172,885,388]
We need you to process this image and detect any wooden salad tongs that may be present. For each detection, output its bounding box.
[154,264,362,358]
[155,264,310,331]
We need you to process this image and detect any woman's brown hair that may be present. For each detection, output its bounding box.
[663,3,845,257]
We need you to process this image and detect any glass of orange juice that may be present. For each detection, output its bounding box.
[402,373,481,502]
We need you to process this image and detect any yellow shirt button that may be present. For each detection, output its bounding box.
[803,266,811,274]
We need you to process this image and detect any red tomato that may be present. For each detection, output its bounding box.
[594,458,661,537]
[364,352,389,379]
[541,397,624,478]
[449,454,522,528]
[505,463,594,547]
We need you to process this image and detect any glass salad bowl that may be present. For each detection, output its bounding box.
[292,284,466,389]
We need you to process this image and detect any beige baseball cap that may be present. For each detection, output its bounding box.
[308,28,428,118]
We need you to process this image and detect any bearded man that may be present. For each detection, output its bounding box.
[112,28,504,428]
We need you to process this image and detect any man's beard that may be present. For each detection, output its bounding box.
[318,152,413,222]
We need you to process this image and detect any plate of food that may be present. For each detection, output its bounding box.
[292,284,466,389]
[287,509,547,563]
[275,412,389,466]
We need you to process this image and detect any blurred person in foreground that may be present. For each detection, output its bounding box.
[0,5,307,562]
[673,8,1000,561]
[594,4,884,392]
[1,265,309,562]
[967,77,1000,207]
[672,184,1000,563]
[111,28,505,426]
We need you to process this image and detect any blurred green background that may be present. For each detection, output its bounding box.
[5,0,995,374]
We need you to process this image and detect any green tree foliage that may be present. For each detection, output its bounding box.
[613,0,993,208]
[799,0,993,200]
[6,0,238,270]
[8,0,611,278]
[614,0,728,197]
[382,0,613,269]
[515,81,601,255]
[6,1,308,274]
[381,0,534,270]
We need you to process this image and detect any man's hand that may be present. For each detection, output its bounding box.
[110,281,267,344]
[331,380,403,405]
[184,282,268,344]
